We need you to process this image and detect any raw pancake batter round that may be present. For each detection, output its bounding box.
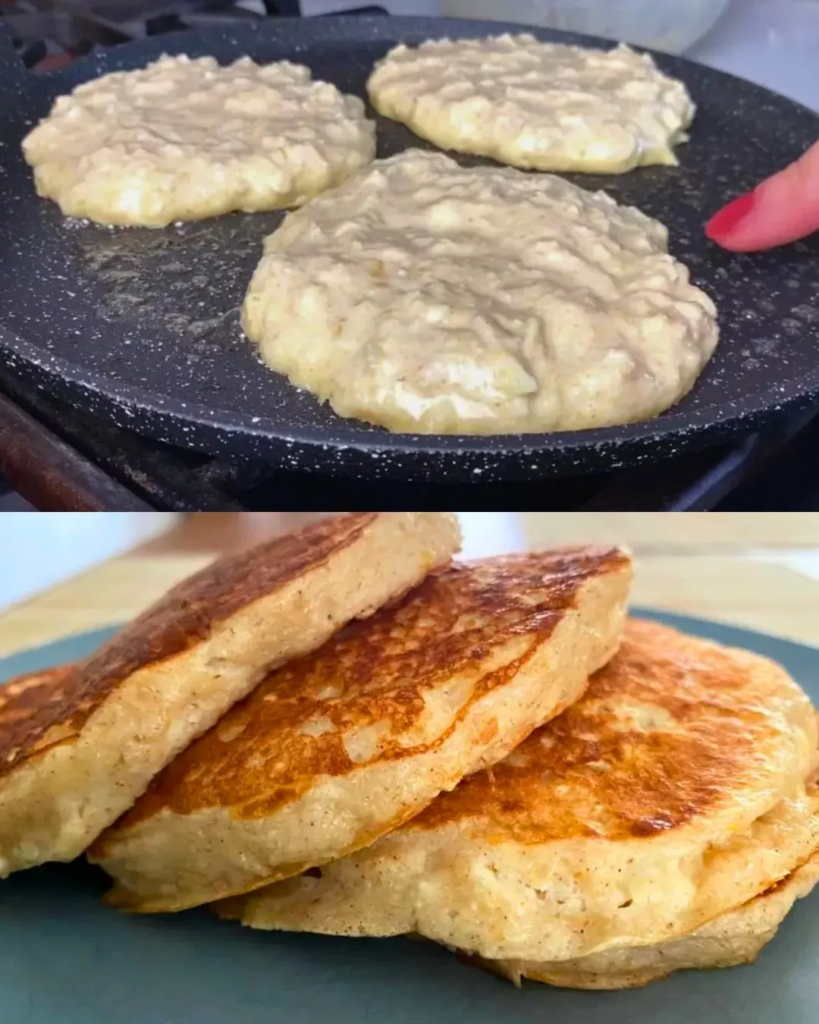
[367,35,695,174]
[243,149,719,436]
[22,55,376,228]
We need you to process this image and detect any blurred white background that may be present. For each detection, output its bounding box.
[0,512,524,611]
[1,512,819,614]
[0,513,177,610]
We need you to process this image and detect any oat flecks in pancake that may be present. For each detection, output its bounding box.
[91,547,632,912]
[227,620,818,965]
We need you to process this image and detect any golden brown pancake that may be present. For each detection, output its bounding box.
[91,546,632,912]
[223,620,818,969]
[0,512,459,877]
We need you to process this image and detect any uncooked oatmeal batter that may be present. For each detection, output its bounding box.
[368,35,695,174]
[242,150,719,436]
[23,55,376,228]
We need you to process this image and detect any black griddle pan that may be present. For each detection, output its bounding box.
[1,15,818,482]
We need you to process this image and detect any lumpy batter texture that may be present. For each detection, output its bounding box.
[23,55,376,228]
[368,35,695,173]
[242,150,719,436]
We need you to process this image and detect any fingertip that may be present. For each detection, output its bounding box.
[705,191,757,247]
[707,142,819,251]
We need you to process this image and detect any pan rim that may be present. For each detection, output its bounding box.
[2,324,814,480]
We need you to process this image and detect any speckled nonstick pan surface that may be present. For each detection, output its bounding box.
[0,16,818,483]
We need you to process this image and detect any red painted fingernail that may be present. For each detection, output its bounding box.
[705,190,757,243]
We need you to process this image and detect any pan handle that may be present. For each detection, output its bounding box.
[0,18,27,91]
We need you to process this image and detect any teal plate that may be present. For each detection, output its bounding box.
[2,610,818,1024]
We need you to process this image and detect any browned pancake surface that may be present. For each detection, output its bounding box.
[0,513,378,777]
[0,665,76,764]
[107,547,630,830]
[412,619,793,842]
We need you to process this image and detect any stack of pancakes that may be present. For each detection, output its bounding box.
[1,512,817,991]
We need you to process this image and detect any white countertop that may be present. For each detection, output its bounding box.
[303,0,819,111]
